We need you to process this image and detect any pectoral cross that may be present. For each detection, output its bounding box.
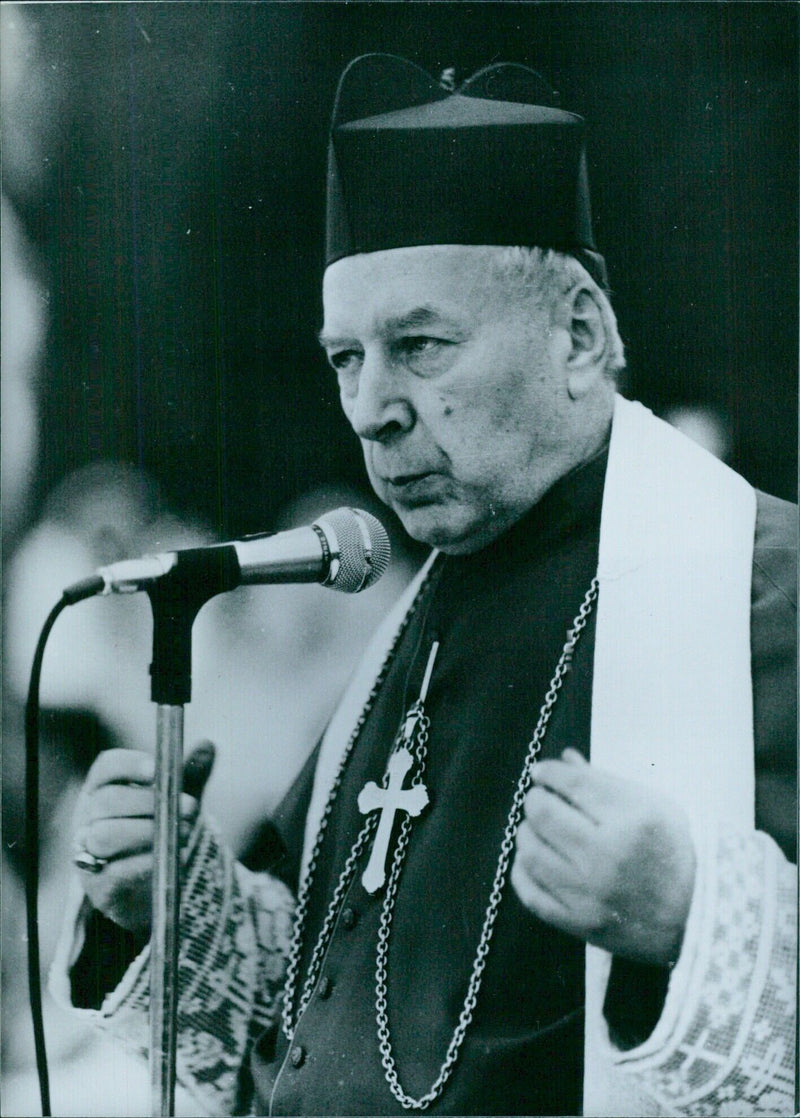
[357,747,429,894]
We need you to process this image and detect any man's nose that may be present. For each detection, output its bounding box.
[348,351,414,442]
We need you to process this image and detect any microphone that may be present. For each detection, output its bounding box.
[63,507,391,603]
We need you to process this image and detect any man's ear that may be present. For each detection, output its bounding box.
[561,285,608,400]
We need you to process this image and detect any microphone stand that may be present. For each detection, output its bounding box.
[145,550,240,1118]
[149,701,183,1118]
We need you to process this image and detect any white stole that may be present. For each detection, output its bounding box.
[585,394,755,1113]
[301,394,757,1111]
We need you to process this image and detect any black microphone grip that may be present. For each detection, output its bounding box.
[146,546,241,706]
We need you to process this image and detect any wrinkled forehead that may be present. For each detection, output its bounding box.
[321,245,516,336]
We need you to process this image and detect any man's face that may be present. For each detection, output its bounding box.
[321,245,577,554]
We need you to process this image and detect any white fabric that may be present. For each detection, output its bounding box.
[591,395,756,817]
[598,824,796,1116]
[584,395,757,1114]
[51,819,295,1117]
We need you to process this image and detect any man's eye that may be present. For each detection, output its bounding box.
[328,350,362,374]
[400,336,440,357]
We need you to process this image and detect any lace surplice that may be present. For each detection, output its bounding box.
[52,815,795,1116]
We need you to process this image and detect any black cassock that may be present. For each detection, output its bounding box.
[246,448,796,1115]
[72,450,795,1116]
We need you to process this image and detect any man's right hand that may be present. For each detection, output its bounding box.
[71,744,215,933]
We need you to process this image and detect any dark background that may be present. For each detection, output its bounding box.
[8,2,798,541]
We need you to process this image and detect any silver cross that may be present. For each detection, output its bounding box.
[357,747,429,894]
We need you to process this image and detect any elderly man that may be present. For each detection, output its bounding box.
[54,56,796,1116]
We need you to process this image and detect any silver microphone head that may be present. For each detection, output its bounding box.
[314,507,391,593]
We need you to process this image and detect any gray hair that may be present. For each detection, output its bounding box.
[494,246,626,377]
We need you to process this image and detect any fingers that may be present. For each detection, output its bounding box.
[77,818,155,861]
[531,752,610,823]
[83,749,155,793]
[520,783,595,852]
[510,857,570,925]
[561,747,588,766]
[75,745,209,876]
[511,825,612,943]
[516,812,573,875]
[74,744,217,936]
[77,817,195,861]
[84,743,217,798]
[514,759,602,934]
[83,785,199,824]
[182,741,216,799]
[80,743,217,822]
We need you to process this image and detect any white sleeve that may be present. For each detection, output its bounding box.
[49,817,295,1117]
[589,824,796,1117]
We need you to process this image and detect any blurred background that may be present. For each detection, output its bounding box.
[2,3,797,1114]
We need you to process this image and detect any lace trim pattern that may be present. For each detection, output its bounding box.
[94,818,294,1117]
[64,820,794,1115]
[610,826,796,1116]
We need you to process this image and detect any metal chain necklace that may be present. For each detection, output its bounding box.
[281,562,441,1038]
[281,570,600,1111]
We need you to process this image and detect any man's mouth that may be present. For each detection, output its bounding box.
[383,471,446,505]
[386,471,432,487]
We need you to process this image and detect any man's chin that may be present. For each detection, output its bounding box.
[391,503,498,555]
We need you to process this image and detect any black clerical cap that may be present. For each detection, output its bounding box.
[326,54,608,288]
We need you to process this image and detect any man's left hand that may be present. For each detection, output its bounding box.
[511,749,696,965]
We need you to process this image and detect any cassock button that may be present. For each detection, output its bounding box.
[317,975,333,1000]
[341,907,358,930]
[290,1045,306,1069]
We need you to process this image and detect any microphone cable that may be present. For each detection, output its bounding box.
[24,577,102,1117]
